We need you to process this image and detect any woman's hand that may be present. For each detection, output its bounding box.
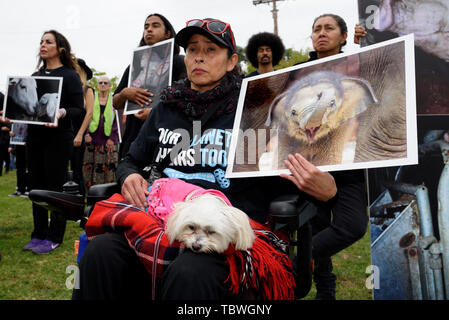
[106,139,115,153]
[280,153,337,202]
[73,133,83,147]
[123,87,153,107]
[84,134,92,144]
[44,108,65,128]
[354,24,367,44]
[121,173,149,209]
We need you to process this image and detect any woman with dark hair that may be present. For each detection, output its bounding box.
[113,13,186,160]
[73,17,365,301]
[22,30,85,254]
[287,14,368,300]
[245,32,285,77]
[71,58,94,195]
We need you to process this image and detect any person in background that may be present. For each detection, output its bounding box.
[289,13,368,300]
[245,32,285,77]
[82,76,119,190]
[112,13,186,160]
[8,123,29,197]
[23,30,85,255]
[70,58,94,195]
[0,120,10,176]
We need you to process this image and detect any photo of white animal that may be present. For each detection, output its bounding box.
[226,35,417,178]
[2,76,62,125]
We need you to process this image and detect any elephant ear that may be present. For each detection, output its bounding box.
[264,92,287,127]
[341,77,378,117]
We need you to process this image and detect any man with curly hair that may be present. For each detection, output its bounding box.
[245,32,285,77]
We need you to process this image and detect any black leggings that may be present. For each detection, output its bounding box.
[72,233,238,300]
[27,137,73,243]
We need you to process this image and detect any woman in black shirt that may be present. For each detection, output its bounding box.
[23,30,85,254]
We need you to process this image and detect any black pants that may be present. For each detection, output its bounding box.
[70,144,86,196]
[310,172,368,296]
[0,142,9,175]
[72,233,238,300]
[15,145,28,193]
[27,137,73,244]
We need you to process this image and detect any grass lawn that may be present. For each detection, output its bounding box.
[0,169,373,300]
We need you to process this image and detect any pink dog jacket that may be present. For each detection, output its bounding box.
[146,178,232,226]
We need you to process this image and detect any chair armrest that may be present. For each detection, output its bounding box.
[29,190,85,222]
[268,194,317,231]
[86,182,120,205]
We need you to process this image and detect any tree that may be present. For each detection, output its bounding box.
[88,68,119,93]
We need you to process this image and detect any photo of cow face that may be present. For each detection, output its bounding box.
[2,76,62,125]
[8,77,38,116]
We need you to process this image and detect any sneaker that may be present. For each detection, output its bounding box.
[9,191,22,197]
[22,238,44,251]
[31,240,60,255]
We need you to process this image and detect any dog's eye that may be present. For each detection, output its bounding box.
[207,230,215,236]
[330,99,336,108]
[188,224,195,231]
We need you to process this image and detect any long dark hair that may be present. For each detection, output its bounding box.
[138,13,180,55]
[312,14,348,48]
[36,30,78,71]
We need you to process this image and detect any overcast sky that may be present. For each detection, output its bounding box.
[0,0,360,90]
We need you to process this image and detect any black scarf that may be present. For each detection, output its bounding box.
[159,72,242,120]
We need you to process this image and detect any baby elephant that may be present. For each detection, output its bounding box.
[265,70,378,167]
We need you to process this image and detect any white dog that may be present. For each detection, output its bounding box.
[165,194,255,253]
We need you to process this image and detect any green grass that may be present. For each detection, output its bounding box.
[0,171,80,300]
[0,170,372,300]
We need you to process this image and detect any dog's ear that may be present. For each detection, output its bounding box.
[222,207,255,251]
[165,201,190,244]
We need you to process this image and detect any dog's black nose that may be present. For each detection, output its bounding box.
[192,243,202,252]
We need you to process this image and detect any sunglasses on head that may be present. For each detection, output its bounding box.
[186,19,235,52]
[99,81,109,85]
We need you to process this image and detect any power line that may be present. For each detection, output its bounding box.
[252,0,285,35]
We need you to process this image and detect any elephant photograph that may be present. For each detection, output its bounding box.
[226,35,417,178]
[2,76,62,125]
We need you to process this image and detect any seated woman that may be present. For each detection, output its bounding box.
[73,18,363,300]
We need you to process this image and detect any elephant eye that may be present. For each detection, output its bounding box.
[330,99,336,108]
[291,109,297,116]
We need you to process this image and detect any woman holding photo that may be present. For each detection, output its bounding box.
[23,30,85,255]
[285,14,368,300]
[112,13,186,160]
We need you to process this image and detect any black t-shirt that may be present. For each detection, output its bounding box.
[28,66,84,142]
[114,54,187,159]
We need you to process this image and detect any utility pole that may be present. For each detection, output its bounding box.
[253,0,285,36]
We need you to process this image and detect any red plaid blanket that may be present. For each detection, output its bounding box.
[85,193,296,300]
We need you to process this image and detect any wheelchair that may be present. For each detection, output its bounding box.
[29,171,317,299]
